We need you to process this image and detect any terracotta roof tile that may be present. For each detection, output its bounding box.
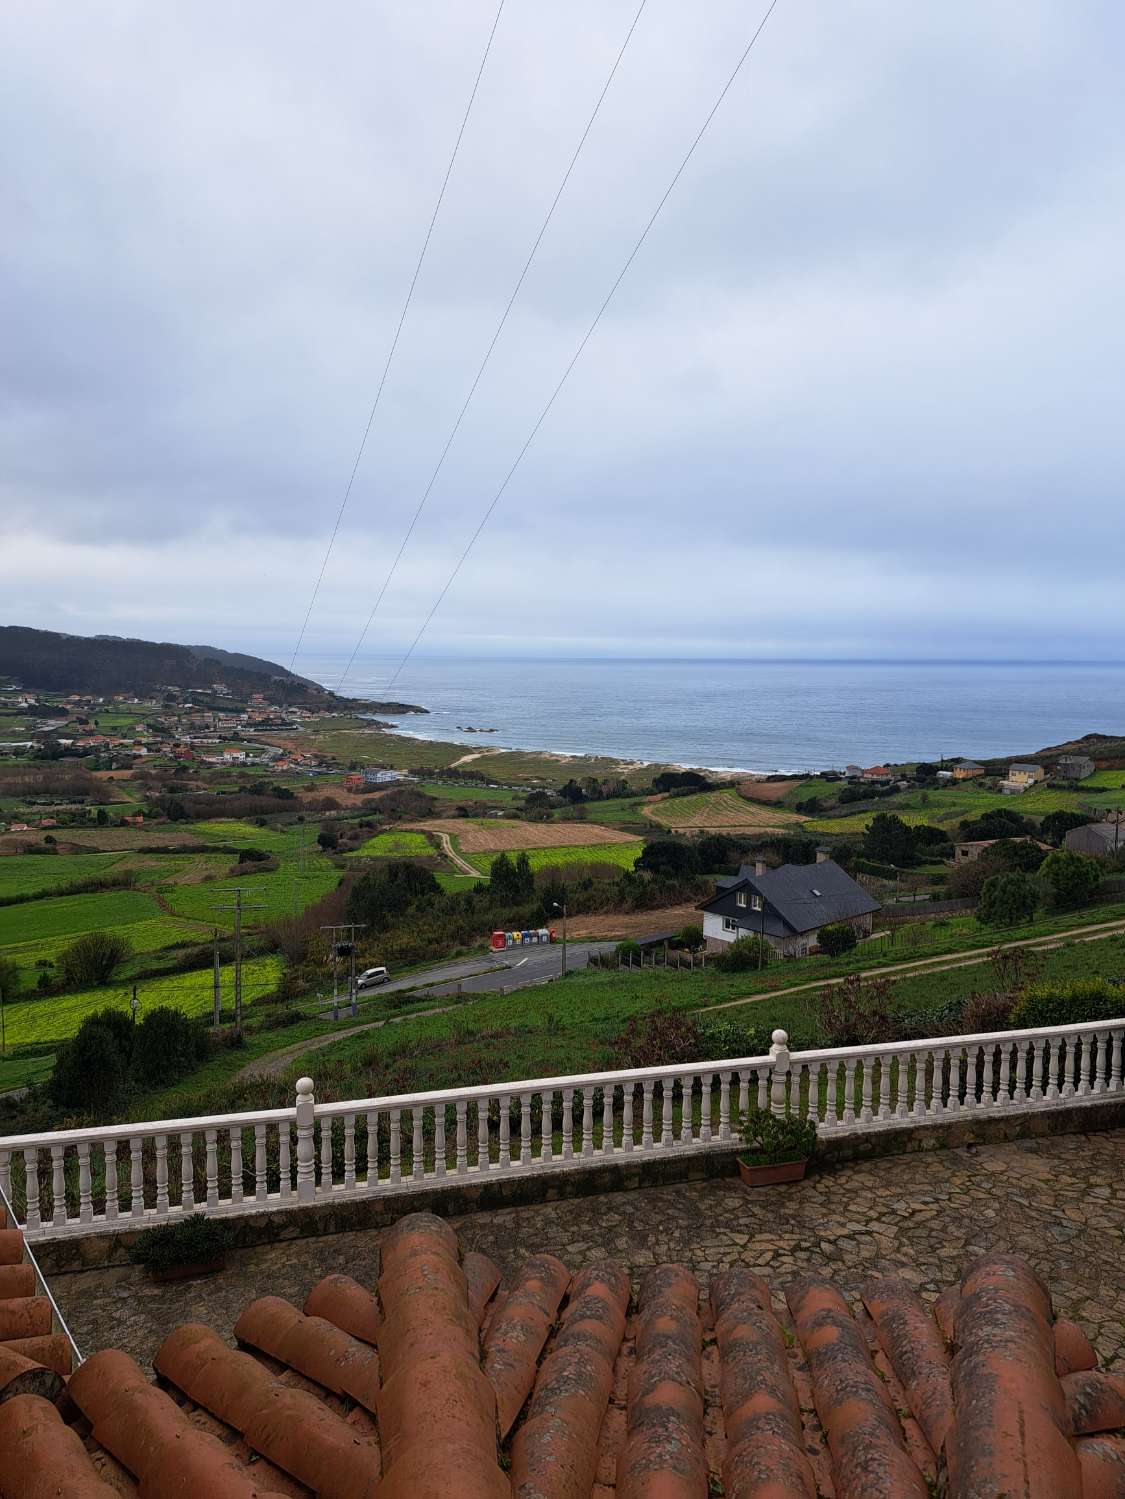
[2,1210,1124,1496]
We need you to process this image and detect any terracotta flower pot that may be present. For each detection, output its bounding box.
[149,1255,225,1283]
[737,1157,808,1188]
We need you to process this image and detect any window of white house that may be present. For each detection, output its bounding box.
[736,891,747,908]
[751,895,763,911]
[722,916,739,932]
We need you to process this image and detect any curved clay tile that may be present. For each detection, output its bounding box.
[154,1322,379,1499]
[0,1265,35,1300]
[0,1393,118,1497]
[786,1277,928,1499]
[0,1343,63,1405]
[616,1264,707,1499]
[0,1334,72,1376]
[70,1347,290,1499]
[1075,1433,1125,1498]
[710,1266,816,1499]
[1063,1371,1125,1436]
[1054,1317,1097,1376]
[510,1261,630,1499]
[0,1229,24,1265]
[234,1296,380,1413]
[0,1297,51,1342]
[304,1274,380,1346]
[946,1255,1081,1498]
[482,1253,570,1437]
[860,1279,953,1455]
[374,1214,508,1499]
[464,1250,503,1326]
[932,1286,960,1345]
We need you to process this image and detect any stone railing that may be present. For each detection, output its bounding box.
[1,1017,1122,1240]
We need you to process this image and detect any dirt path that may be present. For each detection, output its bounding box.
[237,1001,462,1079]
[707,915,1125,1015]
[432,829,484,877]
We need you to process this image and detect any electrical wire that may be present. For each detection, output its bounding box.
[288,0,507,672]
[364,0,783,694]
[334,0,650,693]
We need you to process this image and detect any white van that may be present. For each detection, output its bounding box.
[356,966,389,989]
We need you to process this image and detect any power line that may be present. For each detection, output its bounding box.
[334,0,651,693]
[373,0,784,694]
[288,0,507,671]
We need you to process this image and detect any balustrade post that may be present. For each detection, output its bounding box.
[0,1150,10,1208]
[768,1029,791,1117]
[23,1148,40,1233]
[78,1142,92,1224]
[295,1076,316,1205]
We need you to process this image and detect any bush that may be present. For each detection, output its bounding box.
[978,871,1038,928]
[237,846,271,863]
[960,990,1018,1034]
[817,922,858,957]
[615,939,642,962]
[674,924,705,951]
[1039,850,1102,911]
[1009,979,1123,1031]
[58,930,132,988]
[715,935,772,971]
[49,1007,135,1112]
[611,1008,704,1069]
[131,1007,210,1087]
[635,839,700,878]
[127,1214,234,1272]
[817,973,895,1048]
[697,1015,777,1059]
[739,1108,817,1165]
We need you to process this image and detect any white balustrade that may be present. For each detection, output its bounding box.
[2,1018,1122,1240]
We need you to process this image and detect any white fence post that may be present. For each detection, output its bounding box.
[295,1077,316,1204]
[769,1029,791,1117]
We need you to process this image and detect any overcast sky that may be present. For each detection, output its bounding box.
[2,1,1122,670]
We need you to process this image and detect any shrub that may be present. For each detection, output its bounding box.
[740,1108,817,1165]
[697,1015,777,1059]
[674,924,705,951]
[610,1008,704,1068]
[715,935,772,971]
[1009,979,1123,1031]
[978,871,1038,928]
[58,930,132,988]
[1038,850,1102,911]
[960,990,1018,1034]
[615,939,642,962]
[817,973,895,1048]
[131,1007,210,1087]
[127,1214,234,1272]
[817,922,858,957]
[49,1008,135,1113]
[237,846,271,863]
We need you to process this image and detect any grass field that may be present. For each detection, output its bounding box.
[808,779,1125,837]
[804,808,943,834]
[411,818,641,854]
[435,872,484,892]
[350,830,434,859]
[473,842,643,877]
[645,789,806,831]
[0,853,125,898]
[191,820,307,853]
[0,888,169,946]
[162,855,340,930]
[417,781,523,805]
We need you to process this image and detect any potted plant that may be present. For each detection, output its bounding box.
[128,1214,234,1282]
[737,1109,817,1187]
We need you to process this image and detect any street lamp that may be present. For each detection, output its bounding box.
[552,900,568,979]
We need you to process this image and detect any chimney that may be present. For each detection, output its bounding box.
[754,858,766,877]
[816,846,830,864]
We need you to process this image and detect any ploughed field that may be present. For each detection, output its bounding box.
[644,788,807,831]
[406,818,643,853]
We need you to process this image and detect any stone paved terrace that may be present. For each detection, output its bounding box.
[52,1127,1125,1374]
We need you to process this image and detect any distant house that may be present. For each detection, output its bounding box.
[844,764,864,780]
[363,768,400,785]
[699,851,880,958]
[1055,755,1095,781]
[951,760,986,781]
[861,765,895,784]
[343,773,365,791]
[122,814,145,827]
[954,837,1050,864]
[1000,763,1046,794]
[9,823,31,833]
[1065,821,1123,858]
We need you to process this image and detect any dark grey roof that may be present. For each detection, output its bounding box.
[1008,762,1042,773]
[701,858,880,935]
[956,759,985,769]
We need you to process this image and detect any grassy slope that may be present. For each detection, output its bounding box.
[463,842,643,876]
[0,853,125,897]
[349,830,434,858]
[807,778,1125,836]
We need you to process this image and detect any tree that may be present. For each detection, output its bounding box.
[978,871,1038,928]
[0,957,20,999]
[958,809,1034,842]
[316,828,339,851]
[347,861,440,928]
[1038,850,1101,911]
[863,813,917,867]
[49,1008,135,1113]
[1039,810,1095,847]
[489,851,534,904]
[817,922,858,957]
[59,931,131,988]
[651,770,710,793]
[635,839,700,878]
[987,838,1046,873]
[131,1007,209,1087]
[694,834,737,872]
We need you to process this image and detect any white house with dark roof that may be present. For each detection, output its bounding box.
[699,850,881,957]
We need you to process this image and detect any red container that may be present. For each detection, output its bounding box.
[548,928,557,943]
[490,931,506,951]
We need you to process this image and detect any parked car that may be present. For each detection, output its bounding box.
[356,966,389,989]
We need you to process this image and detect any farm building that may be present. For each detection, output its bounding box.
[1055,753,1096,780]
[951,759,986,781]
[1001,762,1047,793]
[953,836,1049,863]
[1065,819,1123,857]
[699,849,880,957]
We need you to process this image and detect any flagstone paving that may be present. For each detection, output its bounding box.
[52,1127,1125,1373]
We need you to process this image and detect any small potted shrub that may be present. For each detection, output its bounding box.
[128,1214,234,1282]
[737,1108,817,1187]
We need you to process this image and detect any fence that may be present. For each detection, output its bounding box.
[1,1017,1122,1241]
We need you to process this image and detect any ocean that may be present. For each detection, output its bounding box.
[300,657,1125,774]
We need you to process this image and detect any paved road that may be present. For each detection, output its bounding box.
[340,940,615,1007]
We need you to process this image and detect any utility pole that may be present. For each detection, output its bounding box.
[552,900,568,979]
[321,923,367,1020]
[1,984,5,1059]
[212,888,266,1037]
[212,928,221,1028]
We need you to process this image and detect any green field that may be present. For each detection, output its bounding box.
[0,888,170,946]
[191,820,307,853]
[161,855,340,930]
[0,853,125,898]
[471,841,643,876]
[435,872,484,892]
[350,830,434,859]
[417,781,523,805]
[808,778,1125,837]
